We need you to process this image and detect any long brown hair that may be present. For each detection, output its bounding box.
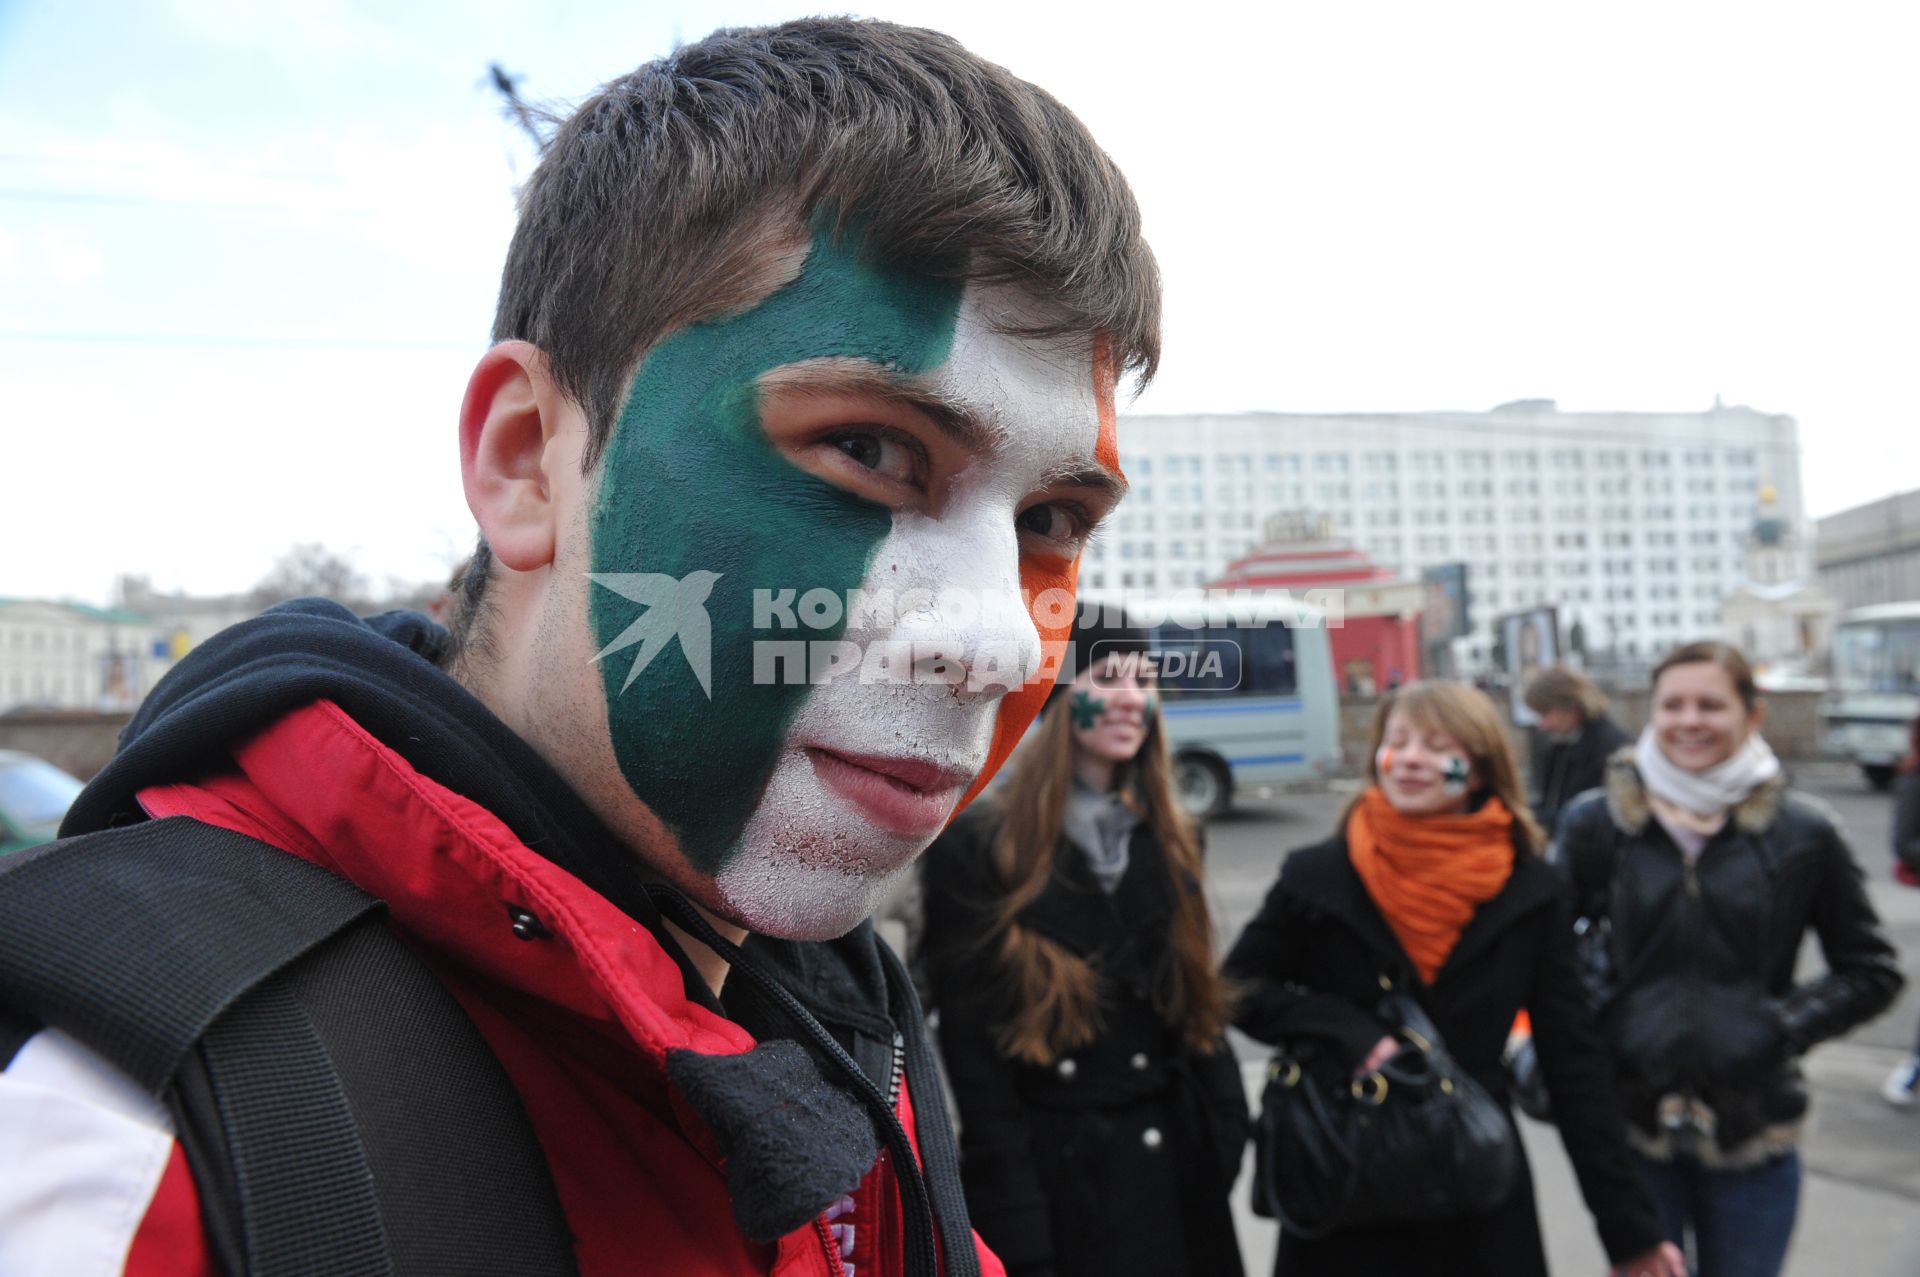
[985,694,1233,1066]
[1352,680,1547,854]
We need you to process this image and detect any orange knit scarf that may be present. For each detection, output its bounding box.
[1347,786,1515,986]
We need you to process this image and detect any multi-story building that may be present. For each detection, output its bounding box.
[0,598,175,712]
[1816,487,1920,611]
[1088,399,1802,671]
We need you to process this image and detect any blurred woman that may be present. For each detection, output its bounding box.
[920,620,1247,1277]
[1523,664,1631,837]
[1878,711,1920,1106]
[1558,642,1903,1276]
[1225,680,1681,1277]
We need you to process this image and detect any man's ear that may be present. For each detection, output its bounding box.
[460,341,582,573]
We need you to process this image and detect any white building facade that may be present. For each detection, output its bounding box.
[1087,400,1803,671]
[0,599,176,712]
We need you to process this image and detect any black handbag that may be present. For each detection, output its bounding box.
[1252,993,1519,1237]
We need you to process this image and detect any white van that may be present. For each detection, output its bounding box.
[1823,602,1920,790]
[1080,591,1343,817]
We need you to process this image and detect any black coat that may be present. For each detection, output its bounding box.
[1893,770,1920,876]
[920,803,1248,1277]
[1528,714,1631,837]
[1223,828,1665,1275]
[1557,756,1904,1163]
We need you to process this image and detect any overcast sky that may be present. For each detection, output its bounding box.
[3,0,1915,605]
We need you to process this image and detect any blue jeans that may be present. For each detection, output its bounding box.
[1630,1150,1801,1277]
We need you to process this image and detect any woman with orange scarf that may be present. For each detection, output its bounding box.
[1225,681,1683,1277]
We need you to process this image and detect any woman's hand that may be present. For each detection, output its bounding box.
[1355,1035,1397,1076]
[1609,1240,1686,1277]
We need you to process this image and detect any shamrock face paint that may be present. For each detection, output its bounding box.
[587,228,1118,939]
[1375,705,1477,817]
[1068,663,1154,767]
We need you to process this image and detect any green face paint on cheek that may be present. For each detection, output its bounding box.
[1070,690,1106,731]
[589,227,963,871]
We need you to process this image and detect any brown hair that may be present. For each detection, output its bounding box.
[1651,641,1760,712]
[1523,664,1609,721]
[984,695,1233,1066]
[1355,680,1546,854]
[450,19,1161,653]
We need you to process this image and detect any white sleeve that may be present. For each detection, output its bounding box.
[0,1028,179,1277]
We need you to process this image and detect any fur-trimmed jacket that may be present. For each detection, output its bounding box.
[1556,752,1904,1167]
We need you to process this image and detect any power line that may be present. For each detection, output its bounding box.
[0,331,475,352]
[0,152,352,187]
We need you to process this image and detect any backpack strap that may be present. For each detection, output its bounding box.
[0,816,576,1277]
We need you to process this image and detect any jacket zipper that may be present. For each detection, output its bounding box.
[814,1034,910,1277]
[816,1216,845,1277]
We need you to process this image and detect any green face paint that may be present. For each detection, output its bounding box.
[1069,690,1106,731]
[589,226,963,871]
[1143,692,1159,724]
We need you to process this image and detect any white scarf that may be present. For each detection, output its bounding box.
[1634,726,1780,826]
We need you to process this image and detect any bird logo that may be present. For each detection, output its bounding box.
[588,571,722,698]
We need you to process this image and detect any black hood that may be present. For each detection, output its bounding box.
[66,597,675,950]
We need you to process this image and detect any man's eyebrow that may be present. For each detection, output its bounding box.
[758,359,1008,455]
[1041,462,1128,506]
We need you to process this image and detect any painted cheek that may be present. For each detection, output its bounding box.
[1376,746,1396,774]
[590,228,964,872]
[950,334,1118,815]
[1441,756,1471,794]
[953,549,1078,814]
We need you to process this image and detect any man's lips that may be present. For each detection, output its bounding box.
[804,747,972,838]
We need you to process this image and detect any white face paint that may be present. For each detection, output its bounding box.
[715,283,1111,939]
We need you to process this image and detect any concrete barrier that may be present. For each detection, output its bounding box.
[0,712,132,780]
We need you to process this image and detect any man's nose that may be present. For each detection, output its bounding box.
[883,513,1043,702]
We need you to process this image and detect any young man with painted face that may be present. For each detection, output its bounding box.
[0,20,1152,1277]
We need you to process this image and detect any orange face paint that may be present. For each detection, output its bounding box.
[1091,333,1122,477]
[952,339,1118,817]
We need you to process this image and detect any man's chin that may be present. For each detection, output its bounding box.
[710,851,914,942]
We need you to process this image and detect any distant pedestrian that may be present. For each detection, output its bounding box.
[920,615,1249,1277]
[1880,712,1920,1107]
[1523,665,1631,838]
[1225,680,1683,1277]
[1558,641,1904,1277]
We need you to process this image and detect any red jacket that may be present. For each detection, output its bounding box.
[0,698,1003,1277]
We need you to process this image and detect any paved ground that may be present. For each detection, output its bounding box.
[1205,764,1920,1275]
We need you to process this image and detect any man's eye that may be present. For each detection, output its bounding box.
[831,430,923,485]
[1016,502,1087,546]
